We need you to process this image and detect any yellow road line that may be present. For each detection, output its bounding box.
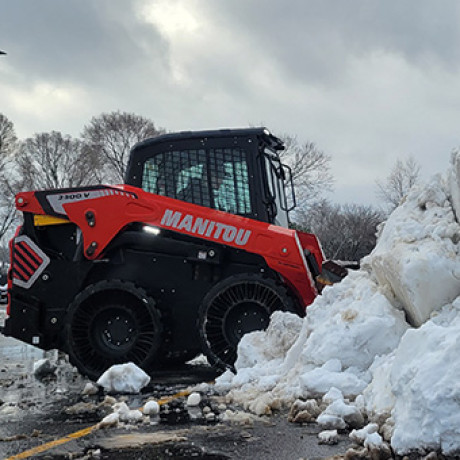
[6,426,96,460]
[6,389,191,460]
[158,389,191,405]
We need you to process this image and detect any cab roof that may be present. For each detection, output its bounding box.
[132,127,284,153]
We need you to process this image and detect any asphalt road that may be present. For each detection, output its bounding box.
[0,306,354,459]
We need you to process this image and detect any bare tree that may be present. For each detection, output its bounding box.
[16,131,102,190]
[376,156,420,212]
[278,134,333,208]
[297,200,383,261]
[0,113,17,158]
[82,111,164,182]
[0,114,19,243]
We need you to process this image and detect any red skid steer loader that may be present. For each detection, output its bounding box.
[1,128,345,380]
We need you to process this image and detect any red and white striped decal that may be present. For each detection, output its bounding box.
[12,236,50,289]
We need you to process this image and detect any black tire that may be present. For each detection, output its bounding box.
[160,349,201,368]
[66,280,162,381]
[198,274,297,371]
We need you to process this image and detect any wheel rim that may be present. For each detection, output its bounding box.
[204,281,284,367]
[69,288,161,379]
[223,302,270,345]
[90,306,138,356]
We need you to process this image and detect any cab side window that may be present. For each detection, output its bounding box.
[141,148,252,215]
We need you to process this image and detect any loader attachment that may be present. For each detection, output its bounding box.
[316,260,352,289]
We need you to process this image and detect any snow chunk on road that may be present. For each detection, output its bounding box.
[113,401,143,423]
[318,429,338,445]
[320,398,364,428]
[143,400,160,415]
[97,362,150,393]
[186,392,201,407]
[98,412,119,429]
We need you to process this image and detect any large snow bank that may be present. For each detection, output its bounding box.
[370,173,460,326]
[216,151,460,455]
[375,299,460,455]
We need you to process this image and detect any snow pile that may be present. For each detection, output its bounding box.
[366,298,460,455]
[370,172,460,326]
[216,151,460,455]
[218,273,409,403]
[97,362,150,393]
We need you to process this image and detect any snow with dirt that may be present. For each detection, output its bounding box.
[216,151,460,455]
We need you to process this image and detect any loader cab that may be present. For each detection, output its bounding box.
[125,128,295,226]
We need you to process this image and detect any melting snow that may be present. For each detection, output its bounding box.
[216,151,460,455]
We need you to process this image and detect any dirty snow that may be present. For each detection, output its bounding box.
[97,362,150,393]
[82,382,99,396]
[216,151,460,455]
[33,358,56,379]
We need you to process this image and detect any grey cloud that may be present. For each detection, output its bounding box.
[0,0,167,85]
[214,0,460,83]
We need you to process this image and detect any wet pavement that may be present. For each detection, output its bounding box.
[0,306,355,459]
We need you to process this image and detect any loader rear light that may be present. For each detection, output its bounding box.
[12,236,50,289]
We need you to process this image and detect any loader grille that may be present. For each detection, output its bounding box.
[12,236,50,289]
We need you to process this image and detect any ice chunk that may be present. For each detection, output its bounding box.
[143,400,160,415]
[186,392,201,407]
[317,413,346,430]
[318,429,338,445]
[97,362,150,393]
[98,412,119,429]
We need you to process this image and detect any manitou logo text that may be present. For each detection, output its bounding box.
[161,209,252,246]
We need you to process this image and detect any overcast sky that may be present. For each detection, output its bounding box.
[1,0,459,207]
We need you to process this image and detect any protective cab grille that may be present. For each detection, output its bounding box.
[12,235,50,289]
